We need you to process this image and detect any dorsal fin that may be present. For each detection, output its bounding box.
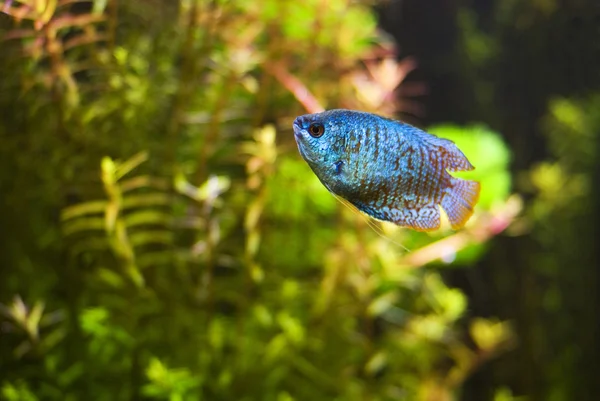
[405,125,474,172]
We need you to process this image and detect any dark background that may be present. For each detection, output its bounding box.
[378,0,600,399]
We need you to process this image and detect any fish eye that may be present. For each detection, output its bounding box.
[308,123,325,138]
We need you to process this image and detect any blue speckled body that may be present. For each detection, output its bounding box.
[292,109,480,231]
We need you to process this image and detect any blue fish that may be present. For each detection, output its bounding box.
[292,109,480,231]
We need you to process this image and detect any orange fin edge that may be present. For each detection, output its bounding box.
[440,178,481,230]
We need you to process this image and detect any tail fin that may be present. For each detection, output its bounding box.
[440,178,480,230]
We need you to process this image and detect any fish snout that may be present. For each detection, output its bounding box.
[293,118,304,139]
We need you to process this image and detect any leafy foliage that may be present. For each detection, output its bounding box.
[0,0,516,400]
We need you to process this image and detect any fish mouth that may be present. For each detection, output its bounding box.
[292,117,316,162]
[293,117,301,129]
[292,118,302,139]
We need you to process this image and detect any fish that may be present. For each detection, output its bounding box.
[292,109,480,232]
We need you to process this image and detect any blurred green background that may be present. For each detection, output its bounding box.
[0,0,598,400]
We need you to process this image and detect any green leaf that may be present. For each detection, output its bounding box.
[61,200,107,221]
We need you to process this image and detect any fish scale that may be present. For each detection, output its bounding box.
[292,109,480,231]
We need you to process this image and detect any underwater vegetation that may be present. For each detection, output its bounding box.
[1,0,598,400]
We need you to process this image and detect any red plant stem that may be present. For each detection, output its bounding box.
[266,62,324,114]
[400,199,520,268]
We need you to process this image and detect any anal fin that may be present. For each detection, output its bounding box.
[389,204,441,232]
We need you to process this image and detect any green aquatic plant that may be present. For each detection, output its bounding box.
[0,0,517,400]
